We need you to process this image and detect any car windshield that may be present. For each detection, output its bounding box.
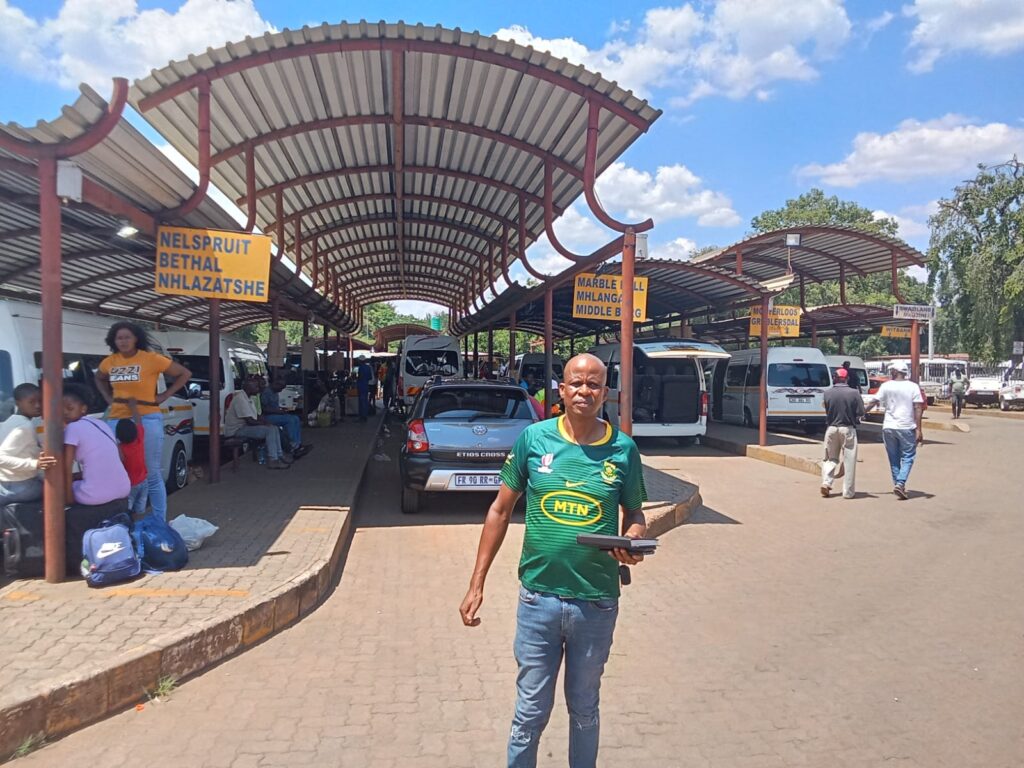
[424,387,534,420]
[406,350,459,377]
[768,363,832,388]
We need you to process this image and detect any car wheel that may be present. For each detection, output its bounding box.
[742,407,754,428]
[1000,400,1009,411]
[166,441,188,494]
[401,486,420,514]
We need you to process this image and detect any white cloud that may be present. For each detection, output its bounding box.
[498,0,851,104]
[391,300,445,317]
[651,236,698,261]
[595,161,741,226]
[798,114,1024,186]
[904,0,1024,73]
[873,209,928,239]
[0,0,273,89]
[865,11,895,34]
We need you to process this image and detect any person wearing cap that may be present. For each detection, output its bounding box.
[821,367,865,499]
[865,361,924,500]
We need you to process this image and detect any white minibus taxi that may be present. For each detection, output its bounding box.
[589,339,730,444]
[153,330,268,440]
[399,335,462,406]
[714,346,832,432]
[0,300,194,492]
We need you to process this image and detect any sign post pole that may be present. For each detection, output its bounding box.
[759,295,769,448]
[620,228,636,437]
[910,320,921,383]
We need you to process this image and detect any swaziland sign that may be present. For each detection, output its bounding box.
[155,226,272,302]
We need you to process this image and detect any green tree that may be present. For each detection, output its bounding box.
[749,189,930,357]
[928,159,1024,362]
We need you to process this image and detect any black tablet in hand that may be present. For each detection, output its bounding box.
[576,534,658,553]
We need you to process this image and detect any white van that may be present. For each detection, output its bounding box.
[0,300,194,492]
[509,353,565,389]
[713,346,832,432]
[153,330,269,439]
[824,354,873,408]
[399,335,462,406]
[589,339,730,444]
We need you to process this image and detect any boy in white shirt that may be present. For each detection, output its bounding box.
[0,383,57,503]
[865,362,924,500]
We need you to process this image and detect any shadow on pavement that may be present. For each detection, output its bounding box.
[685,505,741,525]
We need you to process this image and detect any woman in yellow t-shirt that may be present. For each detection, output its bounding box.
[95,321,191,521]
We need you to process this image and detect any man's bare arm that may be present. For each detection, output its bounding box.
[459,483,521,627]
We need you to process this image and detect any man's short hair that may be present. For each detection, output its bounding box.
[12,382,39,401]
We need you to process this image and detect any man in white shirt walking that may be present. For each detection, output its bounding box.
[0,383,57,503]
[865,361,924,500]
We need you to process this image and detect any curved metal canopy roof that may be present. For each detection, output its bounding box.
[374,322,437,349]
[693,225,925,285]
[129,21,661,312]
[452,258,773,338]
[0,86,353,332]
[691,303,914,345]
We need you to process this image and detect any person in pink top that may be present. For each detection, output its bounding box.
[62,385,130,506]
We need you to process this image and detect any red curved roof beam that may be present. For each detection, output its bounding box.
[517,192,548,281]
[582,102,653,234]
[0,248,139,283]
[268,192,519,234]
[135,37,651,132]
[346,272,468,299]
[210,114,580,179]
[332,252,478,281]
[718,240,866,279]
[354,284,459,307]
[0,78,129,159]
[238,165,556,216]
[542,163,588,262]
[161,78,210,221]
[729,250,831,283]
[63,266,153,295]
[733,227,924,267]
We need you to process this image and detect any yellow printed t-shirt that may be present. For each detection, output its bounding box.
[99,350,172,418]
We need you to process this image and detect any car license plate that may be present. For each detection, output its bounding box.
[454,474,501,487]
[789,396,812,403]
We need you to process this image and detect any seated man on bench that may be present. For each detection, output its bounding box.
[224,379,290,470]
[261,377,312,459]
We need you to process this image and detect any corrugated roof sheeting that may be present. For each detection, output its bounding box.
[129,22,660,306]
[0,87,355,332]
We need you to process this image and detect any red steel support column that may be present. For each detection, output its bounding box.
[509,312,517,375]
[39,156,65,582]
[544,288,554,418]
[910,321,921,383]
[620,229,636,436]
[759,294,770,448]
[348,335,354,372]
[473,333,479,378]
[243,147,258,231]
[839,264,848,305]
[208,299,221,484]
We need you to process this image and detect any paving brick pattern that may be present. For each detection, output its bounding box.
[0,417,381,730]
[15,417,1024,767]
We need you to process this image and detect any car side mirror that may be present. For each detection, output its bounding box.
[187,383,202,399]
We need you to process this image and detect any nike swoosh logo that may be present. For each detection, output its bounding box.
[565,480,586,488]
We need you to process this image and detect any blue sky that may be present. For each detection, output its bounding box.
[1,1,1022,315]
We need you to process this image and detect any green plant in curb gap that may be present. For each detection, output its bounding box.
[12,733,46,759]
[145,675,178,703]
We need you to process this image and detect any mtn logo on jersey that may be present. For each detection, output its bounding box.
[536,453,555,473]
[539,490,603,527]
[601,460,619,484]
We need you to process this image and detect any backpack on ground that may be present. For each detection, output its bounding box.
[133,515,188,572]
[81,515,141,587]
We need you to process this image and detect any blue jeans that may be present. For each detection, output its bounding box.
[0,477,42,503]
[508,585,619,768]
[127,481,148,515]
[882,428,917,486]
[357,383,369,420]
[108,413,166,521]
[265,413,301,447]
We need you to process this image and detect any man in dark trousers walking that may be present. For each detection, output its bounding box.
[821,367,865,499]
[355,356,373,422]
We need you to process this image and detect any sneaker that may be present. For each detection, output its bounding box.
[267,459,291,470]
[894,484,908,500]
[820,485,830,498]
[293,444,313,459]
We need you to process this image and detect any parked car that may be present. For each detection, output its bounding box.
[964,376,1002,407]
[399,378,538,514]
[999,365,1024,410]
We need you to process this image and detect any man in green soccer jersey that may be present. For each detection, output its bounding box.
[460,353,648,768]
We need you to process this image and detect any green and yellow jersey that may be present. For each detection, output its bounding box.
[500,415,647,600]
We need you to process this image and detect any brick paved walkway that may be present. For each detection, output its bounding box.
[13,417,1024,767]
[0,415,382,756]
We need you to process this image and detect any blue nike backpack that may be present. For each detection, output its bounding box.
[81,516,141,587]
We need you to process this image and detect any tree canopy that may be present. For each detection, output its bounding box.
[929,159,1024,362]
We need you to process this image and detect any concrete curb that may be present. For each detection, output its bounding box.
[702,434,821,477]
[0,419,382,762]
[642,480,703,538]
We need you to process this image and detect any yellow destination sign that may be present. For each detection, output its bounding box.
[572,273,649,321]
[748,305,802,338]
[881,325,913,339]
[155,226,272,303]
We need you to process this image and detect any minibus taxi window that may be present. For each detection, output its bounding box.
[745,364,762,387]
[725,363,746,388]
[768,363,831,388]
